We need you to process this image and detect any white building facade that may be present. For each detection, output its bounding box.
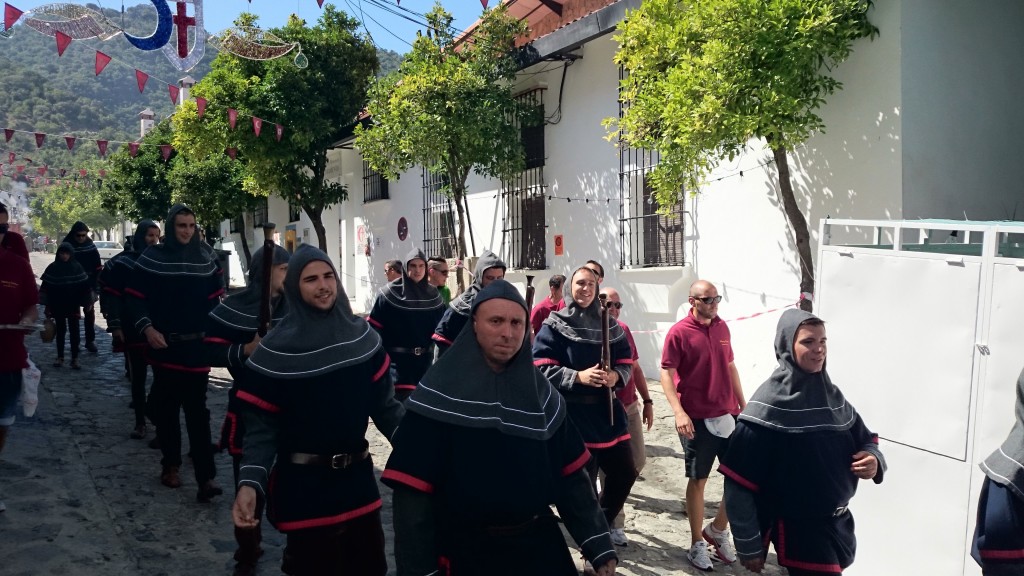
[221,0,1024,391]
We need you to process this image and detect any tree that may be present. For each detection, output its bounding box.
[610,0,877,310]
[355,3,532,289]
[30,179,119,239]
[101,119,176,222]
[173,6,378,251]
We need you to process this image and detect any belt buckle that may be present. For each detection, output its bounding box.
[412,347,425,356]
[330,453,351,469]
[833,505,848,517]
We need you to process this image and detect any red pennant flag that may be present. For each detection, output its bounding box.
[135,69,149,93]
[168,84,179,105]
[317,0,324,7]
[99,169,106,178]
[226,147,237,160]
[129,142,140,157]
[196,97,207,118]
[252,117,263,137]
[95,51,111,75]
[160,144,173,161]
[97,140,108,157]
[275,124,284,142]
[79,169,87,178]
[34,132,44,148]
[37,166,45,175]
[55,30,71,56]
[16,165,24,173]
[59,168,66,177]
[4,3,24,31]
[65,136,76,150]
[228,108,238,130]
[3,129,11,142]
[480,0,488,8]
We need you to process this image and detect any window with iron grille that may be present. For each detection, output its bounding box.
[618,66,685,268]
[501,88,547,270]
[288,199,302,223]
[363,160,389,202]
[229,214,242,233]
[253,197,269,228]
[422,167,457,259]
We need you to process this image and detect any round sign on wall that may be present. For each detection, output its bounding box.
[397,217,408,241]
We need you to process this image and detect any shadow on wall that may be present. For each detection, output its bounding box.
[762,104,902,286]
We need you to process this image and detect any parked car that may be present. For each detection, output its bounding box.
[94,240,122,262]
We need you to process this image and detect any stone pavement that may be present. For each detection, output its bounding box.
[2,252,787,575]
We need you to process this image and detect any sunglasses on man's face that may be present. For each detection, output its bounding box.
[692,295,722,305]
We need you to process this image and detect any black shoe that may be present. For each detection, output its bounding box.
[85,342,98,354]
[196,480,223,503]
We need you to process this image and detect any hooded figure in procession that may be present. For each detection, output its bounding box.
[99,220,161,438]
[384,279,619,576]
[40,242,93,369]
[431,249,506,355]
[125,204,225,502]
[972,367,1024,575]
[720,309,885,575]
[232,244,404,576]
[205,243,290,576]
[367,248,445,401]
[62,221,102,353]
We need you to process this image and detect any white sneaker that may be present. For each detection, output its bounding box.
[702,524,737,564]
[687,540,714,571]
[610,527,628,546]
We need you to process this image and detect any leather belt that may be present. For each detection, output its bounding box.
[287,448,370,469]
[167,332,205,343]
[832,505,849,517]
[388,344,434,356]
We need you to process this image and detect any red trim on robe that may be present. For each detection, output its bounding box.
[980,549,1024,560]
[533,358,560,366]
[584,433,631,450]
[367,316,383,329]
[431,333,454,346]
[561,448,591,476]
[124,287,146,299]
[102,286,122,296]
[236,389,282,413]
[274,499,382,531]
[719,464,760,493]
[614,358,634,365]
[208,288,226,300]
[394,383,417,391]
[381,469,435,494]
[149,360,211,373]
[372,354,391,383]
[204,336,233,345]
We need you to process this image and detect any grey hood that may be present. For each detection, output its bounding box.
[449,249,507,317]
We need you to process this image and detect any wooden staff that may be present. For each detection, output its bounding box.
[257,222,276,337]
[599,293,613,424]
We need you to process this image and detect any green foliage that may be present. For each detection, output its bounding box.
[356,3,530,260]
[30,178,119,238]
[174,4,378,250]
[167,153,257,238]
[101,120,175,222]
[610,0,877,204]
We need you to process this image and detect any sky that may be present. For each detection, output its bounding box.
[57,0,484,54]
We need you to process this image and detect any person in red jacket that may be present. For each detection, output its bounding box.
[0,204,29,260]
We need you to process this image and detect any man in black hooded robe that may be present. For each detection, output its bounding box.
[99,220,161,439]
[431,249,506,355]
[125,205,224,502]
[231,244,404,576]
[368,248,445,401]
[721,309,885,575]
[63,221,102,353]
[384,279,618,575]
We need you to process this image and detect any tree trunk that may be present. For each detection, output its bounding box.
[237,213,252,267]
[462,193,476,256]
[306,205,328,253]
[772,144,815,312]
[451,185,469,294]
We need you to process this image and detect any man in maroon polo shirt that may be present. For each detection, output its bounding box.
[660,279,745,571]
[0,204,29,261]
[529,274,565,335]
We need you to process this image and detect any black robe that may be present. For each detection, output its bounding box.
[368,294,444,395]
[237,348,403,532]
